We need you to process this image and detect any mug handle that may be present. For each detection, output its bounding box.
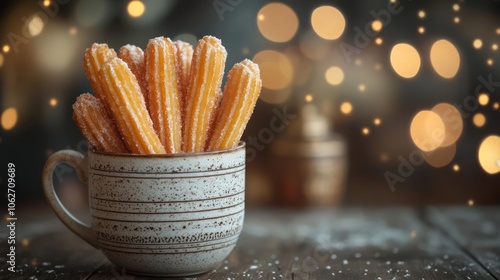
[42,150,98,248]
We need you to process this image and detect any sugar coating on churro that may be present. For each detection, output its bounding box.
[207,59,261,151]
[99,57,166,154]
[183,36,227,153]
[118,45,149,108]
[73,93,128,153]
[145,37,182,154]
[83,43,117,101]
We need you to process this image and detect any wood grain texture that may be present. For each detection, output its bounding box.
[0,205,497,279]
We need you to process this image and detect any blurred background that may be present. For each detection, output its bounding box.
[0,0,499,209]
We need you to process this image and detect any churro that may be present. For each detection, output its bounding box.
[99,57,166,154]
[144,37,182,154]
[118,45,149,107]
[83,43,117,100]
[73,93,128,153]
[207,59,261,151]
[183,36,227,153]
[173,40,193,108]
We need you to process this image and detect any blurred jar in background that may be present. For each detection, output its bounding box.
[270,104,347,207]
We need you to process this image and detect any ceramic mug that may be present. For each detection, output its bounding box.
[42,142,246,277]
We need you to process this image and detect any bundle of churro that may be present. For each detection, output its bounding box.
[73,36,262,154]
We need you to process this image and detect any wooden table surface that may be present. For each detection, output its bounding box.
[0,204,499,279]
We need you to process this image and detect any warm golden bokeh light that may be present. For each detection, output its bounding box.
[493,102,499,110]
[492,44,498,51]
[423,143,456,168]
[430,39,460,79]
[473,113,486,127]
[375,38,383,45]
[374,118,381,126]
[372,20,383,32]
[325,66,344,86]
[253,50,293,90]
[487,58,494,66]
[69,27,78,36]
[410,110,445,152]
[390,43,421,78]
[453,164,460,172]
[50,98,58,107]
[418,26,425,34]
[478,135,500,174]
[453,4,460,11]
[418,10,426,18]
[1,108,18,130]
[43,0,50,7]
[431,103,463,147]
[127,0,145,18]
[258,3,298,43]
[454,17,460,24]
[362,127,370,136]
[311,6,346,40]
[468,199,474,206]
[473,39,483,49]
[340,102,352,115]
[478,93,489,106]
[305,94,313,103]
[28,16,44,37]
[358,84,366,92]
[3,45,10,53]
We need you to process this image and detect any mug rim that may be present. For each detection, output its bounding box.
[90,141,246,158]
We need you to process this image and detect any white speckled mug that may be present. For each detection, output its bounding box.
[42,142,246,277]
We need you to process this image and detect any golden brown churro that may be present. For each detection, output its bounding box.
[72,93,128,153]
[99,57,166,154]
[144,37,182,154]
[207,59,261,151]
[183,36,227,153]
[83,43,117,100]
[118,45,149,107]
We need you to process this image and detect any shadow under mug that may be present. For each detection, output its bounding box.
[42,142,246,277]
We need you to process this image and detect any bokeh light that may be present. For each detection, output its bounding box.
[473,113,486,127]
[492,44,498,51]
[311,6,345,40]
[390,43,421,78]
[305,94,313,103]
[478,135,500,174]
[453,4,460,11]
[371,20,383,32]
[362,127,370,136]
[375,38,383,45]
[28,15,44,37]
[478,93,489,106]
[487,58,494,66]
[1,108,18,131]
[340,102,352,115]
[257,3,298,43]
[422,143,456,168]
[0,53,4,68]
[431,103,463,147]
[468,199,474,206]
[374,118,381,126]
[418,26,425,34]
[418,10,426,18]
[253,50,293,90]
[50,98,58,107]
[493,102,499,110]
[299,31,330,60]
[127,0,146,18]
[473,39,483,49]
[325,66,344,86]
[3,45,10,53]
[453,164,460,172]
[358,84,366,92]
[430,39,460,79]
[410,110,445,152]
[69,27,78,36]
[454,17,460,24]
